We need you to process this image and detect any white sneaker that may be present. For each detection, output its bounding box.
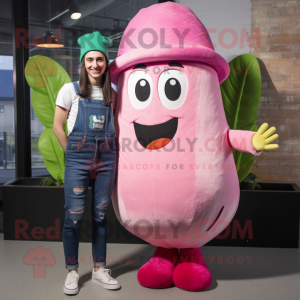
[92,268,121,290]
[63,270,79,295]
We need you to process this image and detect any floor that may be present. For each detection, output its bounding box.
[0,210,299,300]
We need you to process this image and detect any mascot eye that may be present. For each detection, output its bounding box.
[136,79,150,101]
[158,69,187,109]
[128,71,152,109]
[165,78,180,100]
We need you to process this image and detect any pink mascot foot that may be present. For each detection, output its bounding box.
[173,248,212,291]
[137,247,178,288]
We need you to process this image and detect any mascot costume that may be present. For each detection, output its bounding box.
[109,2,279,291]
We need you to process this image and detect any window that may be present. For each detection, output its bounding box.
[0,2,15,183]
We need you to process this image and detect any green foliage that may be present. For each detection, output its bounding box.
[220,54,262,183]
[38,129,66,184]
[25,55,71,183]
[240,173,261,190]
[39,175,64,187]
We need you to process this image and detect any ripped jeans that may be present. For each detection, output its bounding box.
[62,136,116,270]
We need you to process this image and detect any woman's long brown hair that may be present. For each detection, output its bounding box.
[78,53,112,106]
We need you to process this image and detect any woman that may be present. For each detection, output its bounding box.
[53,31,120,295]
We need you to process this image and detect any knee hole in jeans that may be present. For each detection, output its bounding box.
[73,187,84,195]
[69,208,84,225]
[69,208,84,214]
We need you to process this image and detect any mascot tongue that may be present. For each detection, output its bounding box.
[146,138,172,150]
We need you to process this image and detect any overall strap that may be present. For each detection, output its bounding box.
[72,81,81,95]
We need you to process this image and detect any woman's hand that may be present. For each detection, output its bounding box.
[53,105,69,153]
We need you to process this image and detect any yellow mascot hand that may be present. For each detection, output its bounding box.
[252,123,279,151]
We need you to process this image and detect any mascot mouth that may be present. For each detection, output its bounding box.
[133,118,178,149]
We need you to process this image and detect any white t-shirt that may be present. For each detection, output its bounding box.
[55,81,116,135]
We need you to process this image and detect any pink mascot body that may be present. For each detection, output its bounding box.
[110,2,261,291]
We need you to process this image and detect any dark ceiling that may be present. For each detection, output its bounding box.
[0,0,157,46]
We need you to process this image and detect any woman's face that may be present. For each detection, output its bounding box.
[84,51,107,80]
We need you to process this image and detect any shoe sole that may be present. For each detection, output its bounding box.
[63,285,79,295]
[92,277,120,290]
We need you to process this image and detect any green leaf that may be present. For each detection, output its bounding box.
[38,129,65,182]
[25,55,70,134]
[220,54,261,183]
[25,55,71,181]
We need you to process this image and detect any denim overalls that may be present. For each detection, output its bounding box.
[63,81,116,270]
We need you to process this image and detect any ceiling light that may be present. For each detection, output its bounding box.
[36,0,64,48]
[69,4,81,20]
[36,31,64,48]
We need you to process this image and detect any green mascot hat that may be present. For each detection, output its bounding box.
[77,31,113,63]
